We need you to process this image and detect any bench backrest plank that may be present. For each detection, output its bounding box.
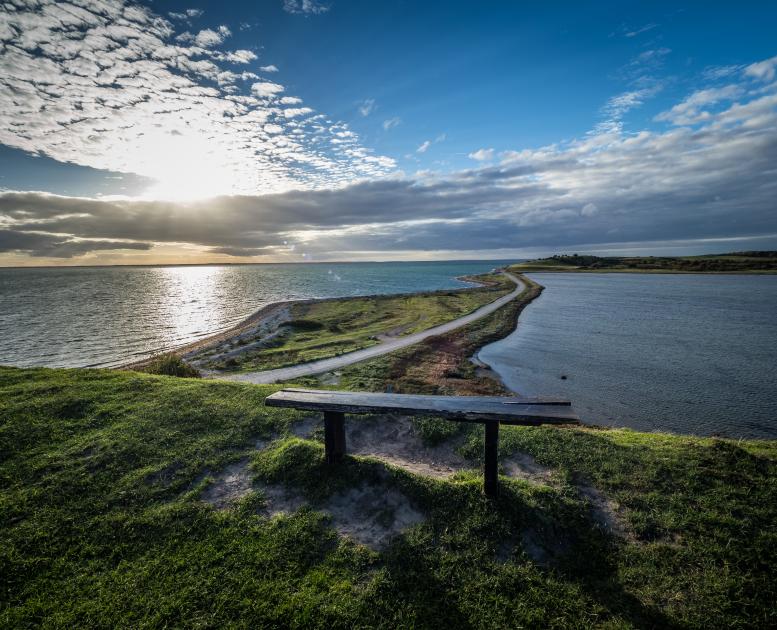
[265,388,580,425]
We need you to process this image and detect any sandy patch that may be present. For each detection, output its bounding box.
[258,482,308,517]
[290,416,320,438]
[255,478,425,550]
[577,482,630,538]
[503,452,556,485]
[199,458,254,509]
[186,304,291,368]
[317,371,342,386]
[322,482,425,550]
[347,414,470,479]
[375,319,419,342]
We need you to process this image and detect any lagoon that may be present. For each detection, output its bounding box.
[480,273,777,439]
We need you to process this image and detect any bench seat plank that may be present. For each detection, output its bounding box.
[265,388,580,425]
[280,388,573,406]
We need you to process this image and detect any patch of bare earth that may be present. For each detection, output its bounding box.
[257,482,308,517]
[290,416,321,439]
[576,481,630,539]
[503,451,556,485]
[186,304,291,370]
[256,480,425,551]
[199,458,254,509]
[347,414,470,479]
[321,482,425,550]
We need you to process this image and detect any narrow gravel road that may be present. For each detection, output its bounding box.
[219,272,524,385]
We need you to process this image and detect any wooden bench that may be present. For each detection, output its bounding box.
[265,388,580,497]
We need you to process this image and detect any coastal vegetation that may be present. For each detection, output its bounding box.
[190,272,513,373]
[1,366,775,627]
[291,275,543,396]
[139,353,201,378]
[510,251,777,273]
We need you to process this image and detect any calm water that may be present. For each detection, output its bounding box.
[0,261,508,368]
[480,273,777,439]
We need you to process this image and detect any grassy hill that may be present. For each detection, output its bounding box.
[1,366,775,627]
[510,251,777,273]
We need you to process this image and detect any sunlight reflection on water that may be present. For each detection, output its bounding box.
[0,261,504,368]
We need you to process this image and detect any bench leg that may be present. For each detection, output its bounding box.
[324,411,346,464]
[484,421,499,498]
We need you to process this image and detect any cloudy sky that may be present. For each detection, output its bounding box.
[0,0,776,265]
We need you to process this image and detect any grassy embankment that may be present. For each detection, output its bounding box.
[1,366,775,627]
[509,251,777,273]
[193,272,513,373]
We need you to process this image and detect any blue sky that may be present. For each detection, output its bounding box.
[0,0,776,264]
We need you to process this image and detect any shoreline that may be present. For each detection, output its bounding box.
[121,272,505,371]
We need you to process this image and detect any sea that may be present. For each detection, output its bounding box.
[0,261,506,368]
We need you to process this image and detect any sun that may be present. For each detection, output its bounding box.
[134,130,238,201]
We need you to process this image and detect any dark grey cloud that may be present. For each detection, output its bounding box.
[0,229,151,257]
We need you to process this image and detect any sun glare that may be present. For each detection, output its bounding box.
[136,130,238,201]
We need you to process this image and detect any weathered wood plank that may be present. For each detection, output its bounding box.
[282,388,572,406]
[265,389,580,425]
[324,411,346,463]
[484,421,499,498]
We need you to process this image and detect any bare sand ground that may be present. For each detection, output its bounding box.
[196,415,628,550]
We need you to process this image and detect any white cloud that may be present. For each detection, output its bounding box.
[469,148,494,161]
[625,23,657,37]
[655,84,743,125]
[169,8,204,20]
[745,55,777,82]
[283,0,329,15]
[260,64,279,73]
[194,26,230,47]
[417,134,446,153]
[283,107,314,118]
[0,0,395,199]
[359,98,376,116]
[251,81,285,98]
[702,64,745,81]
[219,49,257,64]
[383,117,401,130]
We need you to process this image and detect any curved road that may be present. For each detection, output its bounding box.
[220,272,524,385]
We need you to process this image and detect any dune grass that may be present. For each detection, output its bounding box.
[1,366,775,627]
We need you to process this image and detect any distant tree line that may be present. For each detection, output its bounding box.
[538,252,777,271]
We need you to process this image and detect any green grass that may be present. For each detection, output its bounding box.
[198,273,513,373]
[1,366,775,627]
[292,275,543,396]
[139,353,201,378]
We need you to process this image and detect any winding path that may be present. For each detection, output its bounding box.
[220,272,525,385]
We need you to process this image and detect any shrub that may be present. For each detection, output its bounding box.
[285,319,324,331]
[142,354,201,378]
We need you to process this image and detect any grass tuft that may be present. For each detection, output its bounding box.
[140,353,201,378]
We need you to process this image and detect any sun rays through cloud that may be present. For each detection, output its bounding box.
[0,1,776,264]
[0,0,394,201]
